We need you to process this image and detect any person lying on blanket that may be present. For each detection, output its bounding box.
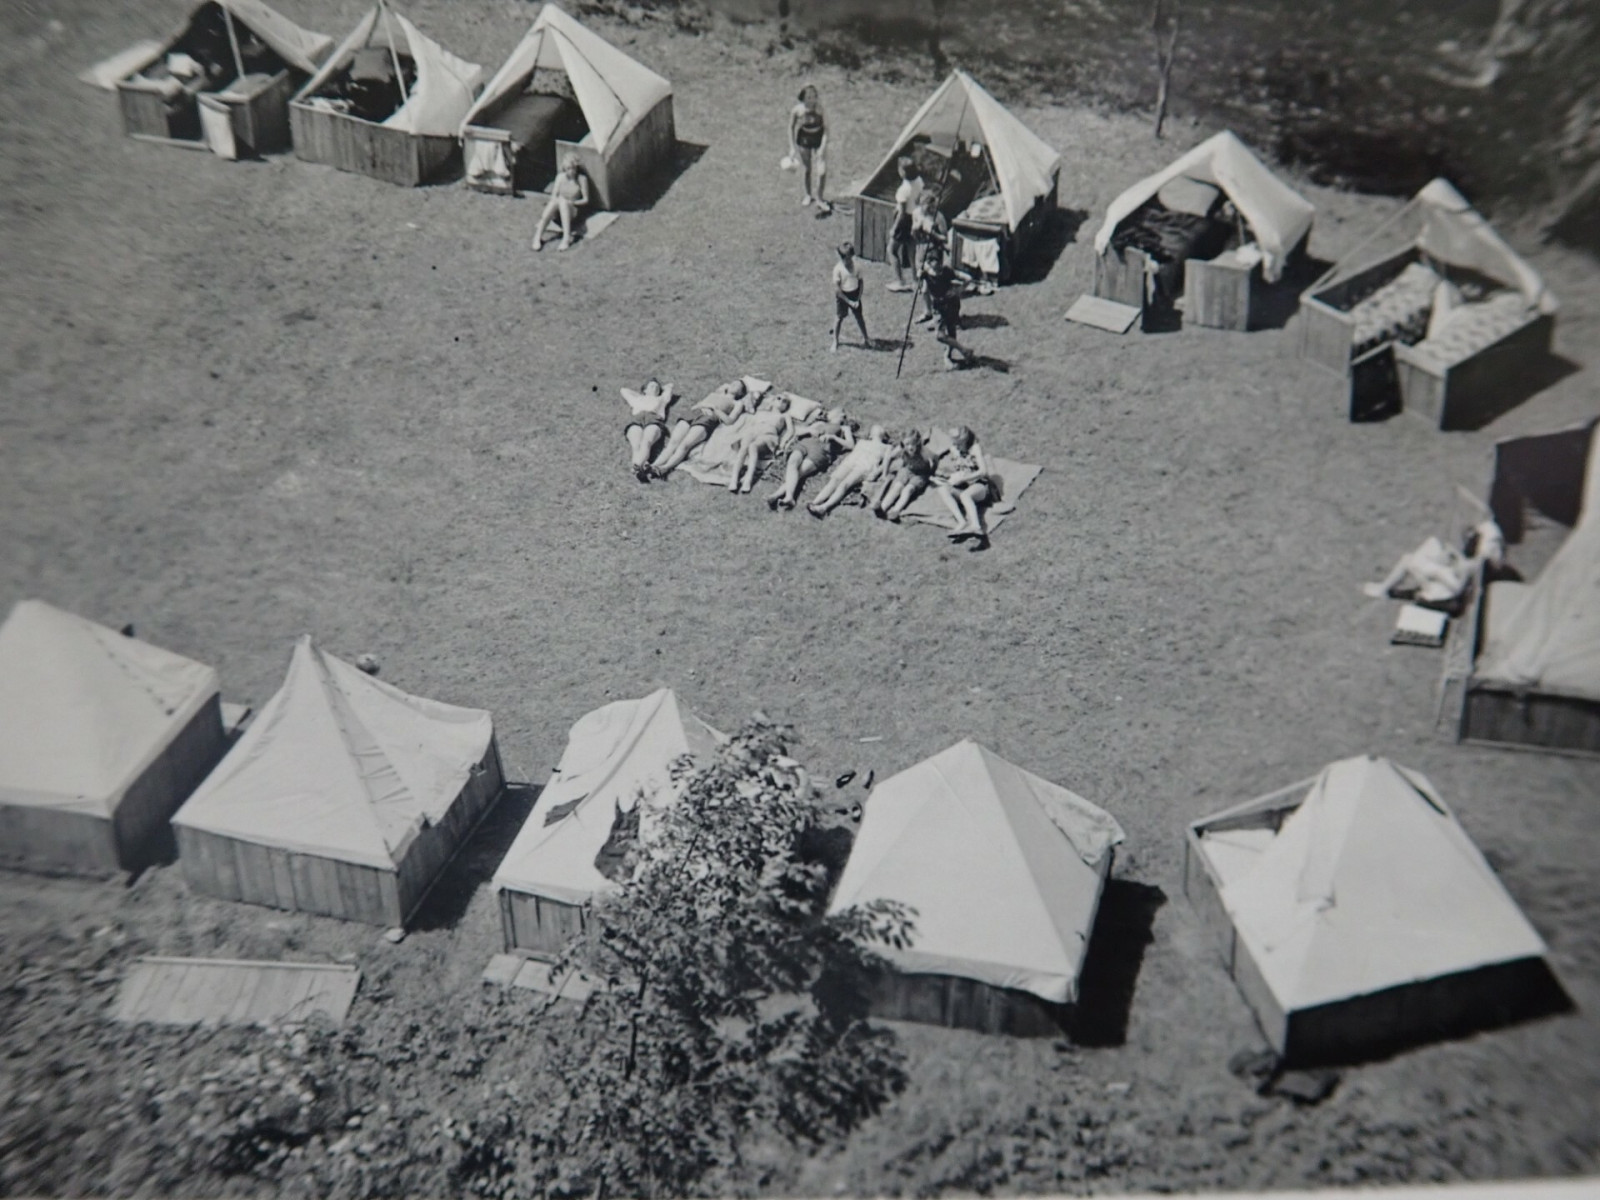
[727,394,795,494]
[807,425,894,517]
[621,379,677,483]
[767,409,855,510]
[1361,519,1505,606]
[872,427,940,521]
[651,380,755,478]
[934,425,1002,550]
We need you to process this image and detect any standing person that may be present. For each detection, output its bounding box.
[831,241,869,352]
[533,154,591,251]
[888,157,924,292]
[911,190,953,326]
[621,379,677,482]
[789,84,830,214]
[921,243,973,369]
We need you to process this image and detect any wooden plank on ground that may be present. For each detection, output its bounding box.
[111,958,361,1027]
[1065,294,1141,334]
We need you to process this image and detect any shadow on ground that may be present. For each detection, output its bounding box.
[1011,207,1090,286]
[410,782,540,932]
[1069,879,1167,1047]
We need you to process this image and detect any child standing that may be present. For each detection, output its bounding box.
[831,241,869,352]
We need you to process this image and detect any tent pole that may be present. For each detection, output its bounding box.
[1307,194,1421,293]
[220,2,247,83]
[379,0,410,108]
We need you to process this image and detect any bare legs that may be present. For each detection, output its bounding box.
[626,426,666,477]
[533,196,576,251]
[729,438,778,494]
[767,450,824,509]
[652,422,712,476]
[808,462,876,515]
[937,484,988,543]
[831,300,869,352]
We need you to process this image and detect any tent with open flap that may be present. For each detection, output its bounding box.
[493,688,723,956]
[461,3,674,206]
[172,636,503,927]
[0,600,227,876]
[826,739,1125,1036]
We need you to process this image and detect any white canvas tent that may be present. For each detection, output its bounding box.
[494,688,723,955]
[462,3,673,205]
[827,740,1124,1033]
[1186,755,1554,1062]
[1095,130,1315,283]
[207,0,333,74]
[173,636,502,927]
[0,600,226,875]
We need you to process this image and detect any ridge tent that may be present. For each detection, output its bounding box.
[493,688,723,956]
[852,71,1061,284]
[1298,178,1558,426]
[1093,131,1314,330]
[0,600,227,876]
[108,0,332,159]
[826,740,1125,1036]
[1457,419,1600,755]
[290,1,484,186]
[461,3,674,206]
[1185,755,1559,1064]
[172,637,503,927]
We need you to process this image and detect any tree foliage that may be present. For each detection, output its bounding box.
[531,717,916,1198]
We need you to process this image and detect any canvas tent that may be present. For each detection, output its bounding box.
[290,2,484,186]
[1185,755,1557,1064]
[826,740,1125,1036]
[493,688,723,956]
[1299,178,1558,426]
[0,600,227,876]
[172,637,502,927]
[1458,419,1600,754]
[852,71,1061,282]
[461,3,674,206]
[108,0,332,158]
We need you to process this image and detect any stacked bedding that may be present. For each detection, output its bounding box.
[1405,291,1536,371]
[1349,261,1438,356]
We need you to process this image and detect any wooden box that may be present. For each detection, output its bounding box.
[1184,248,1259,331]
[1396,311,1557,431]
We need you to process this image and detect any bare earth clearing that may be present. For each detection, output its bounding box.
[1,0,1598,1194]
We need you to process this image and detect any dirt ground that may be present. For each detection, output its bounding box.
[2,0,1599,1195]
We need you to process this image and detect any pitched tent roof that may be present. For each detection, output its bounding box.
[493,688,723,905]
[865,71,1060,232]
[1211,756,1547,1013]
[462,3,671,153]
[0,600,219,816]
[209,0,334,76]
[1477,427,1600,696]
[172,636,493,869]
[826,740,1125,1005]
[297,3,484,137]
[1093,130,1315,282]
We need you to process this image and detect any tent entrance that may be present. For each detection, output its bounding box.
[300,47,417,125]
[861,133,999,227]
[471,68,590,195]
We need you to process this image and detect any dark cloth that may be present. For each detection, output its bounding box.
[890,212,916,268]
[626,413,668,435]
[688,408,723,433]
[795,110,826,150]
[835,289,863,319]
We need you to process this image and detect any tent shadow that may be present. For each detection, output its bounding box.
[1067,879,1166,1047]
[408,782,540,932]
[1009,206,1089,286]
[1249,252,1334,332]
[623,139,710,211]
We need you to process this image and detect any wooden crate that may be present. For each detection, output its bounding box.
[1093,244,1151,310]
[853,193,895,263]
[220,70,296,156]
[1184,250,1258,331]
[499,888,589,958]
[1296,294,1355,375]
[289,100,459,187]
[1396,311,1557,431]
[117,73,207,142]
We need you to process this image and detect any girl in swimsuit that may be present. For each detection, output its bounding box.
[872,428,938,521]
[533,154,591,252]
[767,409,854,509]
[807,425,894,517]
[934,425,1001,550]
[831,241,868,352]
[727,394,794,494]
[789,84,829,213]
[651,381,753,477]
[621,379,677,482]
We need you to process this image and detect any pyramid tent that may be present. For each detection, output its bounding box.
[464,4,670,155]
[0,600,225,874]
[863,71,1060,232]
[827,740,1125,1005]
[1094,131,1315,282]
[1189,756,1552,1059]
[495,689,722,906]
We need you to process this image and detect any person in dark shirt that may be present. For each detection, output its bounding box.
[920,244,972,369]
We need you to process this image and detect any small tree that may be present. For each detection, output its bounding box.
[1151,0,1181,139]
[533,718,914,1199]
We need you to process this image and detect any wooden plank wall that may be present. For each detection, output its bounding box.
[394,738,505,922]
[113,956,361,1027]
[1184,256,1256,331]
[232,70,296,156]
[502,889,588,957]
[866,969,1068,1037]
[176,825,403,926]
[853,195,894,263]
[1398,312,1557,431]
[0,804,120,877]
[290,104,456,187]
[592,95,676,211]
[112,692,228,871]
[1094,246,1149,310]
[1460,686,1600,756]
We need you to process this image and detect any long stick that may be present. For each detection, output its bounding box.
[894,88,970,378]
[379,0,410,108]
[895,278,923,378]
[220,2,246,82]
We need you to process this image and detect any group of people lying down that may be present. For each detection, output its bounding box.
[622,377,1002,548]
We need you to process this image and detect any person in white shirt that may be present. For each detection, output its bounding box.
[620,379,677,482]
[831,241,869,352]
[889,157,924,292]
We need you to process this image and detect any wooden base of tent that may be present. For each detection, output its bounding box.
[498,887,587,958]
[861,968,1070,1038]
[289,102,459,187]
[177,738,506,926]
[1396,312,1557,431]
[1096,240,1296,334]
[853,183,1056,286]
[0,694,227,878]
[119,69,296,158]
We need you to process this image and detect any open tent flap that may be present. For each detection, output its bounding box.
[1415,179,1555,312]
[216,0,334,75]
[1093,131,1314,282]
[1477,517,1600,697]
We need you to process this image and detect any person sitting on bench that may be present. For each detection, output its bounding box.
[651,381,756,477]
[621,379,677,482]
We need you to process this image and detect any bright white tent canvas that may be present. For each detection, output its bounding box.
[864,71,1060,232]
[494,688,723,907]
[174,636,494,870]
[1094,130,1315,282]
[210,0,333,75]
[463,3,670,156]
[827,740,1125,1005]
[0,600,224,873]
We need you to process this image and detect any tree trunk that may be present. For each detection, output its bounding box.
[1152,0,1180,139]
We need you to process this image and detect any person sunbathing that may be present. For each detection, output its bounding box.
[1362,519,1505,606]
[727,394,795,494]
[934,425,1001,550]
[767,409,855,509]
[621,379,677,482]
[872,427,939,521]
[651,381,754,477]
[533,154,591,252]
[807,425,894,517]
